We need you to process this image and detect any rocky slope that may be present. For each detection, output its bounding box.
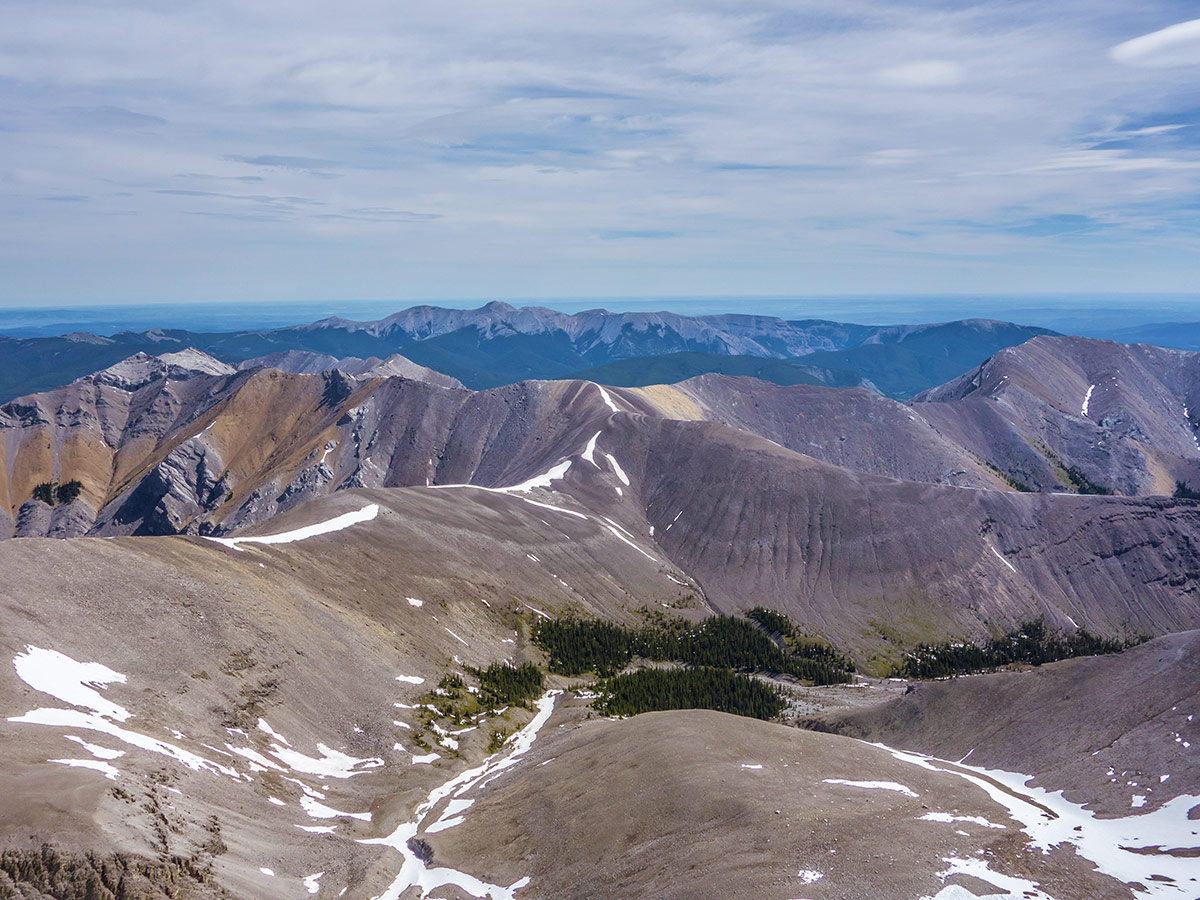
[915,335,1200,496]
[814,631,1200,817]
[6,346,1200,665]
[2,491,1195,900]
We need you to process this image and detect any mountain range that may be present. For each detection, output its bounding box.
[0,302,1053,402]
[1,304,1198,900]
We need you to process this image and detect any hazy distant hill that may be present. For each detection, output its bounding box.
[0,303,1053,400]
[798,319,1058,398]
[564,351,874,390]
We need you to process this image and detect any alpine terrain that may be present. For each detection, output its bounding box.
[1,305,1197,900]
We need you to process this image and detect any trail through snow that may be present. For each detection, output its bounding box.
[360,691,560,900]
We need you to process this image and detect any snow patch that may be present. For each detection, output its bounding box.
[406,597,424,608]
[396,675,425,685]
[919,812,1004,829]
[823,778,918,798]
[1082,383,1095,417]
[64,735,125,760]
[49,758,120,780]
[601,452,630,486]
[14,646,130,721]
[875,741,1200,898]
[360,692,559,900]
[207,504,379,550]
[581,431,602,466]
[269,743,383,779]
[300,795,371,821]
[594,383,620,413]
[989,545,1017,573]
[257,719,291,746]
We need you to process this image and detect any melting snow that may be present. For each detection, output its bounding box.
[919,812,1004,829]
[594,383,620,413]
[64,735,125,760]
[360,692,559,900]
[596,516,656,561]
[581,431,602,466]
[989,545,1017,573]
[14,646,130,721]
[396,675,425,685]
[823,779,919,798]
[797,870,823,884]
[501,460,572,493]
[925,856,1054,900]
[874,741,1200,897]
[260,868,275,877]
[10,648,243,781]
[407,597,424,608]
[601,452,630,486]
[207,504,380,550]
[268,797,286,806]
[741,763,763,770]
[304,872,324,895]
[444,628,469,647]
[300,795,371,821]
[1081,384,1095,417]
[269,743,383,779]
[49,758,120,780]
[296,824,336,834]
[257,719,291,746]
[411,752,440,765]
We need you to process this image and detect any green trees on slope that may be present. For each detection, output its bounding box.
[894,619,1141,679]
[532,612,854,685]
[594,667,784,720]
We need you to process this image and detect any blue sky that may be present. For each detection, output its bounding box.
[2,0,1200,305]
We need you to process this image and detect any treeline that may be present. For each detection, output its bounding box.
[594,667,785,720]
[1064,465,1113,495]
[1175,481,1200,500]
[894,619,1141,679]
[469,662,544,707]
[532,612,853,685]
[745,607,856,674]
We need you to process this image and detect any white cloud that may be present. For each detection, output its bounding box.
[878,60,964,87]
[1111,18,1200,67]
[1,1,1200,298]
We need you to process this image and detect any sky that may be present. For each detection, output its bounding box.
[3,0,1200,306]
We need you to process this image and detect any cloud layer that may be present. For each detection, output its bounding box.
[2,0,1200,302]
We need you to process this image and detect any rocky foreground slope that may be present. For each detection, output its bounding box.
[2,492,1197,900]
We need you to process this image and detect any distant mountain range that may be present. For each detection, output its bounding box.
[0,302,1053,401]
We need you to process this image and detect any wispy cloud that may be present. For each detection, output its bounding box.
[1111,18,1200,67]
[2,0,1200,301]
